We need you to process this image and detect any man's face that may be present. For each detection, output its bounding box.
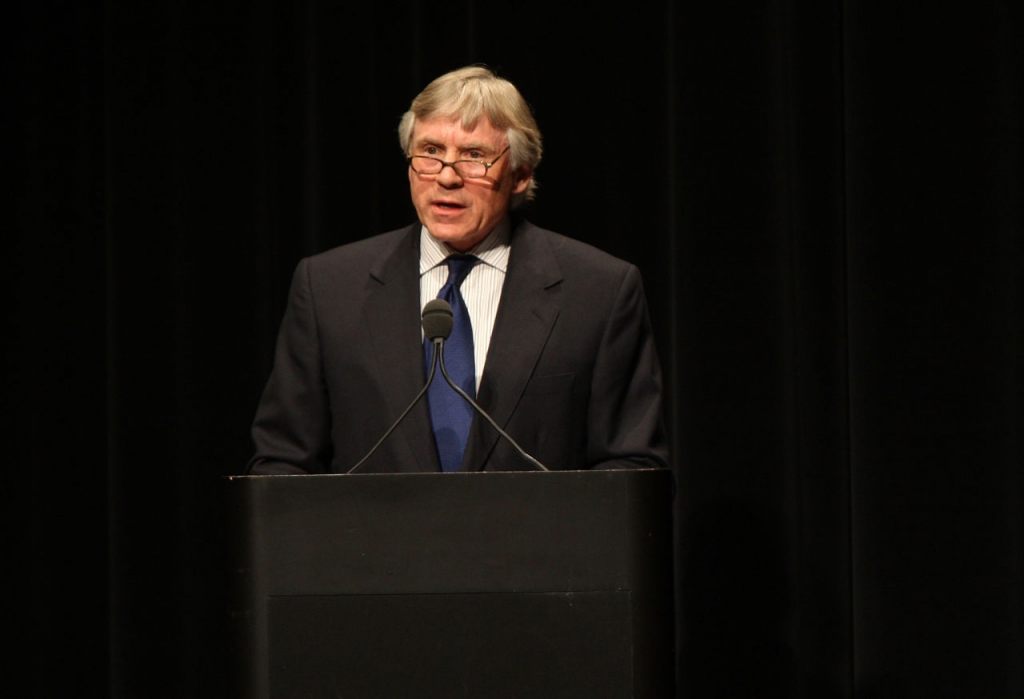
[407,116,532,252]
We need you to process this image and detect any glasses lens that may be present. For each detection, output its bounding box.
[454,161,487,178]
[410,156,441,174]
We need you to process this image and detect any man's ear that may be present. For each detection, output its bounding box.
[512,167,533,195]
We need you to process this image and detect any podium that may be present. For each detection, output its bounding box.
[225,469,674,698]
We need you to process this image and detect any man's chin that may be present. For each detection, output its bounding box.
[427,225,486,252]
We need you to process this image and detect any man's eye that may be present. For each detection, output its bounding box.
[467,151,484,160]
[424,146,439,155]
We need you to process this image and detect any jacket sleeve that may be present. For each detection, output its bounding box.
[585,264,670,471]
[246,258,332,475]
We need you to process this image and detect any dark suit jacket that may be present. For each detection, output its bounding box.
[248,219,668,474]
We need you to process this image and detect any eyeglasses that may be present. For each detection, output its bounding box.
[407,146,510,179]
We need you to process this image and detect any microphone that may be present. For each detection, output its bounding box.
[345,300,451,474]
[421,298,454,342]
[430,300,550,473]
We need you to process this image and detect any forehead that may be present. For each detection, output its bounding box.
[411,116,507,149]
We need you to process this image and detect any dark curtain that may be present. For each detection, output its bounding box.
[9,1,1021,697]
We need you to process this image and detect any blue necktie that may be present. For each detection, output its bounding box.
[424,255,478,472]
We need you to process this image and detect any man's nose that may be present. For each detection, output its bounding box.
[436,162,464,187]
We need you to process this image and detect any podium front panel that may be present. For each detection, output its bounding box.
[268,591,632,698]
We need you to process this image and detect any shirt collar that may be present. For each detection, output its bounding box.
[419,218,511,275]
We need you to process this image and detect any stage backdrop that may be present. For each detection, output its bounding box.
[9,1,1021,698]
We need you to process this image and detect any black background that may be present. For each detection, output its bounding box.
[8,1,1022,697]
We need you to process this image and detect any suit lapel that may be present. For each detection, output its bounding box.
[363,224,441,472]
[465,222,562,470]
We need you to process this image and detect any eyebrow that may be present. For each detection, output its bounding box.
[414,138,495,155]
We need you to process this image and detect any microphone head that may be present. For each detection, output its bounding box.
[422,299,453,341]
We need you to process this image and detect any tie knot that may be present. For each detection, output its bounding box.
[444,254,478,289]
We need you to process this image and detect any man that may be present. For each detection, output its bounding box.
[247,65,668,475]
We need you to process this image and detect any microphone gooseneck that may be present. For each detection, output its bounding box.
[345,302,447,474]
[347,299,549,473]
[435,337,550,473]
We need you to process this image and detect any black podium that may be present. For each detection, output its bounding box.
[225,469,673,698]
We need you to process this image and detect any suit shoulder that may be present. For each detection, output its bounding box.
[518,221,638,277]
[304,225,417,270]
